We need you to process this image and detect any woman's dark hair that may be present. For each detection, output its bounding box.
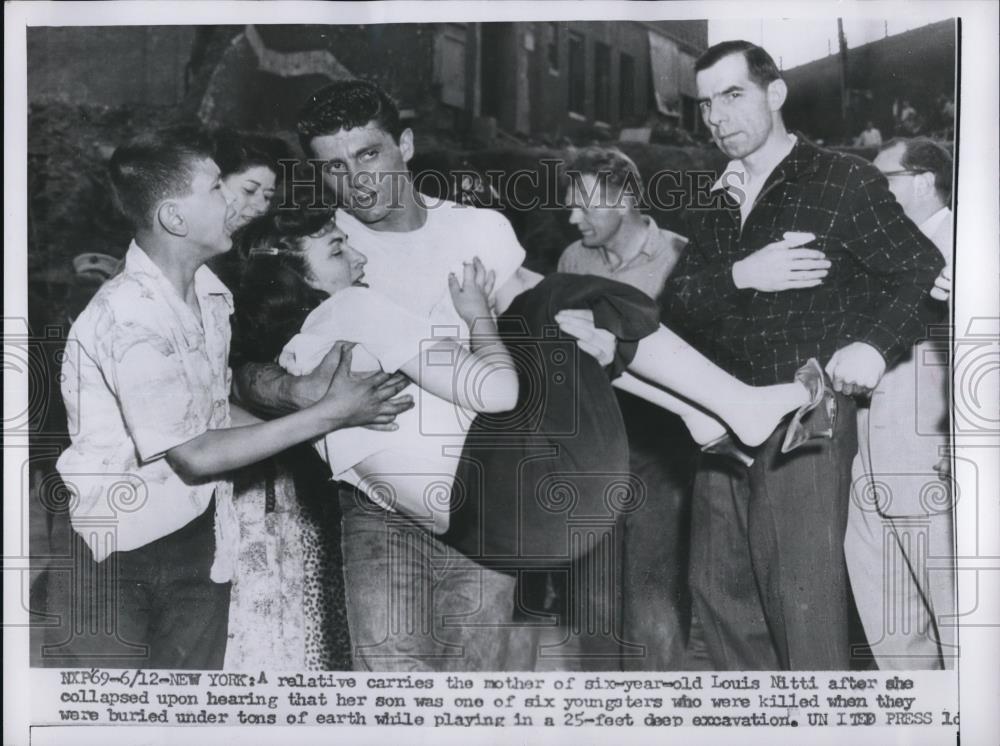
[234,207,336,363]
[211,128,285,179]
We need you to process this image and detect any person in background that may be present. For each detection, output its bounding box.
[855,121,883,148]
[207,129,285,292]
[845,136,955,669]
[557,145,694,670]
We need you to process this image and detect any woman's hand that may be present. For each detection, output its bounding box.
[448,257,495,327]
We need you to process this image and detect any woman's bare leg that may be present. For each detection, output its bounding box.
[613,373,729,445]
[626,326,811,447]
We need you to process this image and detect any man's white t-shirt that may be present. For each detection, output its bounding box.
[334,198,526,336]
[280,200,526,504]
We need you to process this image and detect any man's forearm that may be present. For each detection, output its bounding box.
[232,361,301,418]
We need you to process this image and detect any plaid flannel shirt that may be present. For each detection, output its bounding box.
[661,137,946,385]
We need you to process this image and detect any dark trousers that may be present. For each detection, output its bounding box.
[45,499,231,669]
[687,394,858,670]
[620,400,696,671]
[567,399,696,671]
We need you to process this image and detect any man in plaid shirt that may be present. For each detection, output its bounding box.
[661,41,946,670]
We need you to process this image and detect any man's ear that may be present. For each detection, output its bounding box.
[766,78,788,112]
[398,128,415,164]
[913,171,936,199]
[156,201,187,237]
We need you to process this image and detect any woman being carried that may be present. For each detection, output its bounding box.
[238,206,830,531]
[235,206,832,669]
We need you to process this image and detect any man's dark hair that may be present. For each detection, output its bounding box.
[882,137,954,206]
[564,146,644,206]
[695,40,782,89]
[297,79,404,154]
[108,127,214,231]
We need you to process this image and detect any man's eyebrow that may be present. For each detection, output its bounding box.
[244,179,261,187]
[351,142,378,159]
[698,85,745,103]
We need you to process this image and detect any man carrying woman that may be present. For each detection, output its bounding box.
[234,80,834,672]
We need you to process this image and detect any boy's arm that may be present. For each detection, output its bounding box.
[168,345,413,481]
[229,401,263,426]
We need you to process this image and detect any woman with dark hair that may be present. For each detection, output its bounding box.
[213,129,281,231]
[213,135,351,671]
[207,129,286,293]
[228,206,517,671]
[238,207,518,533]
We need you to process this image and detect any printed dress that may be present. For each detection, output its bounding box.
[224,455,352,671]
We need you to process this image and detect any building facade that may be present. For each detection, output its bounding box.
[27,21,708,141]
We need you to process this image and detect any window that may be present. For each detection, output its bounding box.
[547,22,560,72]
[682,94,699,133]
[594,42,611,123]
[619,52,635,120]
[568,32,585,115]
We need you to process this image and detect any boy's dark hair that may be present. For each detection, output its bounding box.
[695,40,782,89]
[296,79,404,154]
[882,137,954,206]
[234,206,335,363]
[108,127,214,231]
[211,129,284,179]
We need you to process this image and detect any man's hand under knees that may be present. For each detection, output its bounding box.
[825,342,887,396]
[555,309,616,367]
[732,232,830,292]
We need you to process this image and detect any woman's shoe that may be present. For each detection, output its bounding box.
[781,358,837,453]
[701,432,755,467]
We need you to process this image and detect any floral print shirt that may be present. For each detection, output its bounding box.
[56,241,237,580]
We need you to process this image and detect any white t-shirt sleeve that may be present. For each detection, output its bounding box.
[279,288,434,375]
[473,209,527,290]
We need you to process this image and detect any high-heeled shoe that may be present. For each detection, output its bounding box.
[781,358,837,454]
[701,432,755,467]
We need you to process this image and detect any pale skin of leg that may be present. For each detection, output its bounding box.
[556,312,811,448]
[613,372,731,445]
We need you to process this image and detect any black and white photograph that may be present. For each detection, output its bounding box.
[4,1,998,745]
